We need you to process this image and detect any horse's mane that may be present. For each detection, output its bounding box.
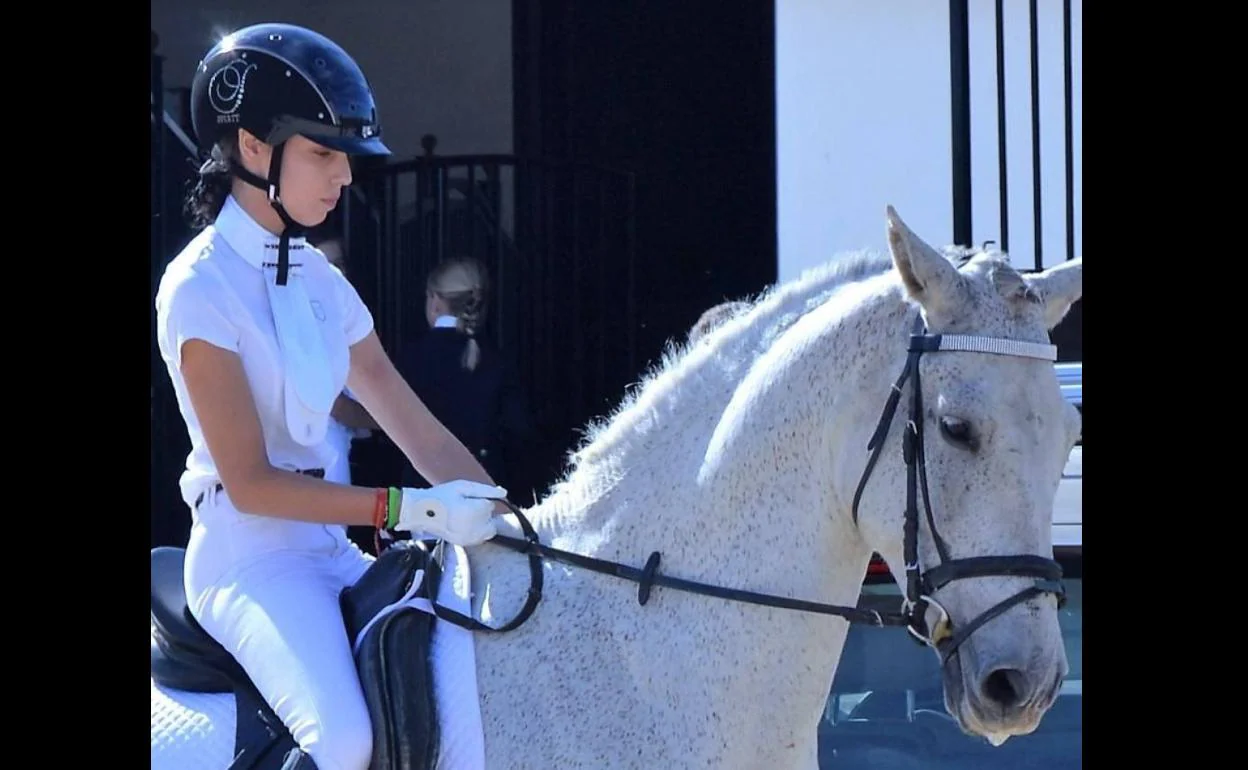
[527,238,1015,522]
[538,249,902,501]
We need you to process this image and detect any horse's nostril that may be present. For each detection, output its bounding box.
[981,668,1028,709]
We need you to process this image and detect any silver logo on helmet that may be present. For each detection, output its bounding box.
[209,60,259,122]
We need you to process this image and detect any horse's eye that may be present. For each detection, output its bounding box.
[939,417,978,451]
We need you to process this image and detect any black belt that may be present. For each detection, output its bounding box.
[193,468,326,509]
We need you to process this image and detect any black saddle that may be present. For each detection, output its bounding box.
[151,547,295,769]
[150,543,440,770]
[150,547,251,693]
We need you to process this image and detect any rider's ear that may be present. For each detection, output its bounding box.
[1023,257,1083,330]
[885,205,967,319]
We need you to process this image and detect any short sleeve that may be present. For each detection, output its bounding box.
[155,269,241,369]
[330,265,375,345]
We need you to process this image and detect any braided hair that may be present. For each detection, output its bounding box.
[427,257,489,370]
[183,135,240,231]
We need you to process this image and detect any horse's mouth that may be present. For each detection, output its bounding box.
[942,652,1062,746]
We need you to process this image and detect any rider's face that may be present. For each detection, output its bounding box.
[237,131,353,229]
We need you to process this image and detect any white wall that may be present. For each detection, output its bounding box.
[776,0,1081,283]
[150,0,512,159]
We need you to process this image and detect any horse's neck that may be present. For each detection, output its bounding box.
[506,274,912,605]
[683,276,914,589]
[465,274,919,767]
[520,262,889,558]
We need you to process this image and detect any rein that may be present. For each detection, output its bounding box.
[424,497,911,634]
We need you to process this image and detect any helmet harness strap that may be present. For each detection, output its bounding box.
[231,140,304,286]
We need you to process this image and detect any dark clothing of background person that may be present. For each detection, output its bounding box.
[396,327,534,504]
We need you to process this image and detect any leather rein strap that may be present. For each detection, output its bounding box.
[424,497,910,633]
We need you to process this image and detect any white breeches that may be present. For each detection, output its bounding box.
[184,489,377,770]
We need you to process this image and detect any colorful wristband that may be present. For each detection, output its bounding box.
[386,486,402,529]
[372,488,387,529]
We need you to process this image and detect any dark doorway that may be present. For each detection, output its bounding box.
[513,0,778,371]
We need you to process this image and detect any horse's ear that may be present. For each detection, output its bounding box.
[885,205,964,314]
[1024,257,1083,330]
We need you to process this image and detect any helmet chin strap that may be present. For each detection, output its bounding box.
[231,141,305,286]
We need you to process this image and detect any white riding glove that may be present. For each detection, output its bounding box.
[395,480,506,546]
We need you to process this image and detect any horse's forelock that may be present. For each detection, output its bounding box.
[945,248,1047,308]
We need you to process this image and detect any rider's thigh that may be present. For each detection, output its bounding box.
[193,550,374,770]
[330,534,376,587]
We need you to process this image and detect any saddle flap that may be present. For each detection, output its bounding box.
[340,540,436,642]
[355,609,439,770]
[344,540,442,770]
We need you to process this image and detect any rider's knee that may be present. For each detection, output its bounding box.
[302,712,373,770]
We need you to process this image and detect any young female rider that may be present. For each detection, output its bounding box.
[154,23,507,770]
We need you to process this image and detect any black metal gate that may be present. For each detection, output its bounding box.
[336,141,638,499]
[151,38,199,548]
[948,0,1080,360]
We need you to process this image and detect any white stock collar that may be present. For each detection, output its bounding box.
[214,195,315,274]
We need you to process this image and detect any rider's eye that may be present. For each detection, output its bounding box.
[939,416,978,451]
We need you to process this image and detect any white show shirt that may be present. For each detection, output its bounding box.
[154,195,374,515]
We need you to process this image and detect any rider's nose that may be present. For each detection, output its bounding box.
[978,667,1029,711]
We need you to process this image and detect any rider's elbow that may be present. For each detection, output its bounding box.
[219,464,278,514]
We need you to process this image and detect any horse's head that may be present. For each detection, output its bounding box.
[848,205,1081,744]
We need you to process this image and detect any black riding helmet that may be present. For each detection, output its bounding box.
[189,23,391,283]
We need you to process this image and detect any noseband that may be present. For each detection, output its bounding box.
[420,313,1066,669]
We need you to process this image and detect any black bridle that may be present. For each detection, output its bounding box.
[847,315,1066,663]
[422,314,1066,667]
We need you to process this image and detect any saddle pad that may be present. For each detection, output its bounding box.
[428,543,485,770]
[151,621,238,770]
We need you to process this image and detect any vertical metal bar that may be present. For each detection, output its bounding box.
[531,160,544,411]
[448,163,456,272]
[520,159,535,408]
[388,171,399,348]
[150,47,167,533]
[543,163,555,421]
[571,166,583,417]
[409,167,419,349]
[418,163,426,276]
[1029,0,1043,270]
[597,172,607,395]
[433,165,441,319]
[1063,0,1074,262]
[949,0,972,247]
[625,172,637,376]
[995,0,1009,252]
[152,53,166,264]
[468,163,478,265]
[490,161,504,352]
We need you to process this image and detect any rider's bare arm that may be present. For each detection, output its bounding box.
[179,337,380,525]
[344,331,501,494]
